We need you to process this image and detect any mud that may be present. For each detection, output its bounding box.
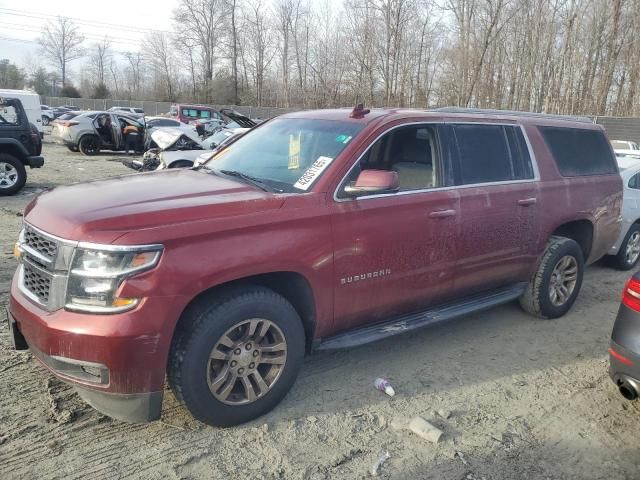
[1,142,640,479]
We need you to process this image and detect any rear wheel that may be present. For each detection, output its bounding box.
[79,135,100,156]
[168,287,305,427]
[67,145,79,152]
[519,236,584,319]
[0,153,27,196]
[613,224,640,271]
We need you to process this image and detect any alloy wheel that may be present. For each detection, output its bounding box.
[625,231,640,265]
[0,162,18,189]
[549,255,578,307]
[207,318,287,405]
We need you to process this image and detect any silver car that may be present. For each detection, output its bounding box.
[608,159,640,269]
[51,111,144,156]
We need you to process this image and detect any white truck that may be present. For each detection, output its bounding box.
[0,89,43,136]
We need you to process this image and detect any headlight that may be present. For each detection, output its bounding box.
[66,246,162,313]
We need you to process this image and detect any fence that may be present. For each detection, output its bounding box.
[594,117,640,143]
[42,97,297,119]
[41,96,640,141]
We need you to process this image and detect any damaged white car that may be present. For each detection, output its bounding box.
[123,126,249,172]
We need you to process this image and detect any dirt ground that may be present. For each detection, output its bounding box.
[1,141,640,480]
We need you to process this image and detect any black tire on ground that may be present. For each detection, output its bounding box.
[168,160,193,169]
[612,224,640,271]
[168,286,305,427]
[519,236,585,319]
[0,153,27,196]
[79,135,100,156]
[42,116,50,126]
[67,145,79,152]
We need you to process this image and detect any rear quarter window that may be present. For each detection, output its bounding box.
[539,126,617,176]
[0,105,19,124]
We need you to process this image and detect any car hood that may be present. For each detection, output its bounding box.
[24,169,285,242]
[151,127,202,149]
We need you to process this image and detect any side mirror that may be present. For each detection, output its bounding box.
[343,170,399,197]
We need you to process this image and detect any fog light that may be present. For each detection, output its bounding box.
[81,365,103,378]
[13,242,22,260]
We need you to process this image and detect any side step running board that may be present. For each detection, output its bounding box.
[315,283,527,351]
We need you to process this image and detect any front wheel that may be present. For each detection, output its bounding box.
[519,236,584,319]
[0,153,27,196]
[67,145,79,152]
[612,224,640,271]
[168,287,305,427]
[42,115,50,126]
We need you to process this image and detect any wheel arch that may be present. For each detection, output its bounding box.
[551,219,594,261]
[168,159,194,169]
[0,140,28,161]
[173,271,317,353]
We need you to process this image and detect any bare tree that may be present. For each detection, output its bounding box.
[174,0,231,101]
[144,32,176,101]
[89,38,111,86]
[229,0,240,104]
[38,16,85,86]
[123,52,144,99]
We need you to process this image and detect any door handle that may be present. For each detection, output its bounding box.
[429,209,457,218]
[517,197,537,207]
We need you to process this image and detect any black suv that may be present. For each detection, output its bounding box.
[0,97,44,195]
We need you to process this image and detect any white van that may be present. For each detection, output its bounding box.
[0,89,43,136]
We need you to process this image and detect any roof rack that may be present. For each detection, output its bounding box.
[433,107,593,124]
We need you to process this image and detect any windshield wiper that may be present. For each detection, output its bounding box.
[218,169,275,192]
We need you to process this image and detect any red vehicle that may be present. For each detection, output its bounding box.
[7,106,622,426]
[169,103,222,125]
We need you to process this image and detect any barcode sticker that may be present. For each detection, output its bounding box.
[294,156,334,191]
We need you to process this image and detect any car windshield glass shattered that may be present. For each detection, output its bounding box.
[202,118,363,193]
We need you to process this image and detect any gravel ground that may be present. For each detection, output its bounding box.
[1,142,640,479]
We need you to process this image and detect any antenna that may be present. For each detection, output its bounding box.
[350,103,370,119]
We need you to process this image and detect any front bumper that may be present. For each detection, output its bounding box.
[8,271,187,422]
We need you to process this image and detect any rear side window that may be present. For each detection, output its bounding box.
[0,105,19,125]
[539,126,616,176]
[451,124,534,185]
[149,118,178,127]
[57,112,78,120]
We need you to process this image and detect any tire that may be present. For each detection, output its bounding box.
[79,136,100,156]
[0,153,27,196]
[519,236,584,319]
[42,115,50,126]
[67,145,79,152]
[611,224,640,270]
[168,160,193,169]
[168,286,305,427]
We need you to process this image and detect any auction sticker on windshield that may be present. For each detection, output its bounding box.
[294,156,334,191]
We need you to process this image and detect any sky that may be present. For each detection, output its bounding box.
[0,0,178,70]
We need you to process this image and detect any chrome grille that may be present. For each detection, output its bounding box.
[24,225,58,261]
[23,259,52,304]
[19,223,76,311]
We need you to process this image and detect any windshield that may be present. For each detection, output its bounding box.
[204,118,363,192]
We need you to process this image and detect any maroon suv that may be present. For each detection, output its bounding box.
[7,107,622,426]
